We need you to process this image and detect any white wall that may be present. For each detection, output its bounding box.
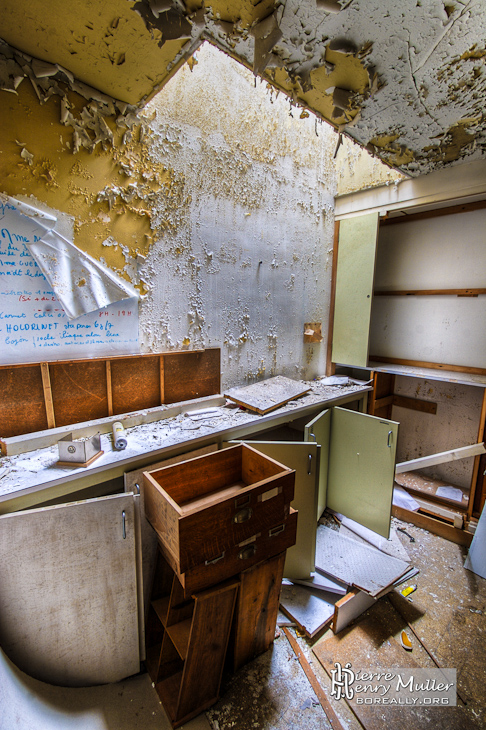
[369,208,486,369]
[138,44,337,389]
[393,376,484,489]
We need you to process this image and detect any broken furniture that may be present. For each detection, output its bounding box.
[142,443,297,726]
[328,204,486,544]
[0,364,371,694]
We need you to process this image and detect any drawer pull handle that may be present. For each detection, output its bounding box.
[269,524,285,537]
[235,494,251,508]
[234,507,253,524]
[205,552,225,566]
[308,454,312,475]
[239,545,256,560]
[122,510,126,539]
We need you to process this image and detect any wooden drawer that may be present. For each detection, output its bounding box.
[163,508,298,597]
[143,443,295,573]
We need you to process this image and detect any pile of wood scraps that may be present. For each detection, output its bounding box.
[279,515,419,639]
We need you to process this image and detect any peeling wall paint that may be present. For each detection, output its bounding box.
[137,44,337,388]
[0,40,339,389]
[335,135,406,196]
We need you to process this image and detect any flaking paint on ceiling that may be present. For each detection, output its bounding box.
[1,0,486,174]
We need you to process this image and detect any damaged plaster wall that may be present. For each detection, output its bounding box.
[138,43,336,388]
[393,376,484,490]
[0,38,339,388]
[335,135,407,196]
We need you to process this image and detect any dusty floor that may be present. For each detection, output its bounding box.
[206,517,486,730]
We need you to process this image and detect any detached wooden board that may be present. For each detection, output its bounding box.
[0,494,140,686]
[315,526,410,597]
[224,376,311,415]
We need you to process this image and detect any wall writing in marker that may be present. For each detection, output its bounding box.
[0,212,138,365]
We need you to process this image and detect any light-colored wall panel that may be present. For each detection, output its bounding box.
[369,296,486,369]
[375,209,486,290]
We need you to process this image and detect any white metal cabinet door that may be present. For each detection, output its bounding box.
[327,407,399,538]
[238,441,319,581]
[0,493,140,687]
[332,213,379,366]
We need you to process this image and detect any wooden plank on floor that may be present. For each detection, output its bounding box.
[283,627,347,730]
[392,505,473,547]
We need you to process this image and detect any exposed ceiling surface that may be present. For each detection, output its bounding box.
[1,0,486,175]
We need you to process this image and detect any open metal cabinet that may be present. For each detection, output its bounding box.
[0,491,142,687]
[237,405,398,580]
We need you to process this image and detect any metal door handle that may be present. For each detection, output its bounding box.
[387,430,393,448]
[122,510,126,539]
[308,454,312,475]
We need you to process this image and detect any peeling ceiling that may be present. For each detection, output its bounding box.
[1,0,486,175]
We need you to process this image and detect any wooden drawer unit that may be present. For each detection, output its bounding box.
[143,443,295,573]
[165,508,298,597]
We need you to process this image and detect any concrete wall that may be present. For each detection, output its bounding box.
[0,42,338,389]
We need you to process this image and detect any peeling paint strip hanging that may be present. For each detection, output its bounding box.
[334,132,342,158]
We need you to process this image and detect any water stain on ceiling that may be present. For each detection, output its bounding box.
[1,0,486,175]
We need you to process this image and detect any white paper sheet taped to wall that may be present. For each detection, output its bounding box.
[0,193,139,364]
[0,193,138,319]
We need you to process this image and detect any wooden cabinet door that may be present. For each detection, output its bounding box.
[327,407,399,538]
[237,442,319,581]
[332,213,379,366]
[0,492,140,686]
[304,408,331,521]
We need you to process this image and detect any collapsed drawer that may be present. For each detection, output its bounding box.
[143,443,295,574]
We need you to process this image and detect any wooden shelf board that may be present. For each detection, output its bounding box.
[152,596,170,627]
[395,472,469,512]
[155,671,182,724]
[166,619,192,660]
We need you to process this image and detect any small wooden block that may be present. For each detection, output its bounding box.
[56,450,104,468]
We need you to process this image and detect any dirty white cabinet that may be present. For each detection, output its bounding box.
[240,405,398,580]
[0,492,141,687]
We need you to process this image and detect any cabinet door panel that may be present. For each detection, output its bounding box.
[237,442,319,581]
[327,407,398,538]
[0,493,140,686]
[332,213,379,366]
[304,408,331,521]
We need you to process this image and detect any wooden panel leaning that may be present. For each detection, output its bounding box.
[143,443,296,574]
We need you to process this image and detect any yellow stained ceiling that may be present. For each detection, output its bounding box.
[1,0,486,175]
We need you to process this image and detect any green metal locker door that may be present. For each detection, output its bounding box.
[327,407,399,538]
[332,213,379,367]
[236,441,320,581]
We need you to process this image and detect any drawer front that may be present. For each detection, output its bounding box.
[178,471,295,573]
[176,508,298,597]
